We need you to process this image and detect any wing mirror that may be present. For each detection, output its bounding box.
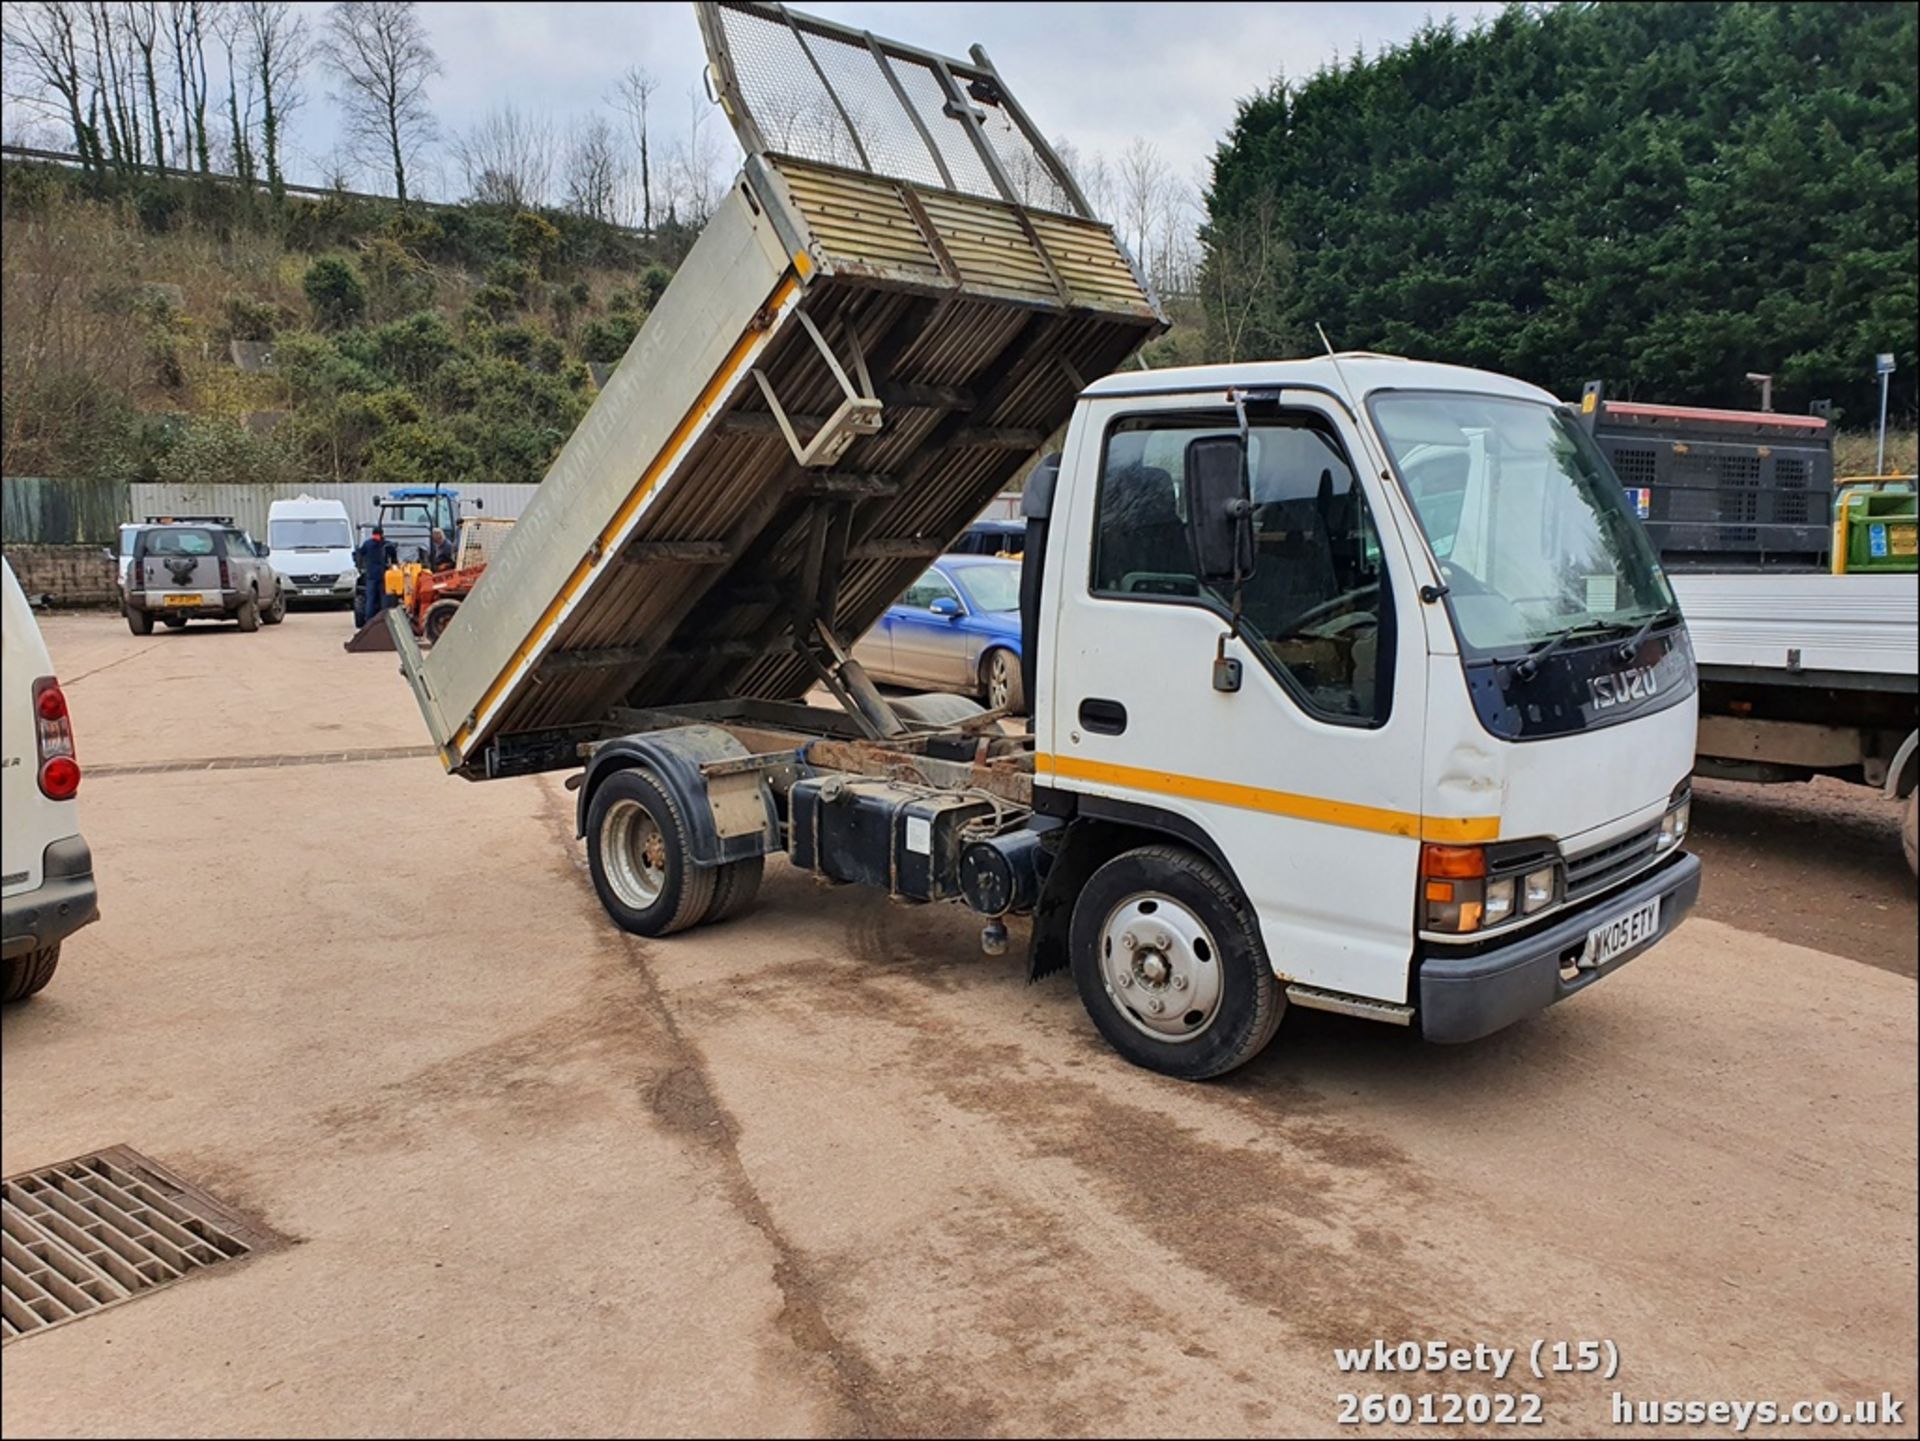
[930,596,963,619]
[1184,434,1254,590]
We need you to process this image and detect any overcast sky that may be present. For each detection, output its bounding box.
[9,1,1500,205]
[295,2,1499,200]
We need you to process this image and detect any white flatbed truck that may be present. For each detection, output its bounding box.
[394,1,1704,1078]
[1673,571,1919,871]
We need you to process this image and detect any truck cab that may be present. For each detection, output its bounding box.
[1022,357,1699,1063]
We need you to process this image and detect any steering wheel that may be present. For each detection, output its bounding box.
[1282,582,1379,636]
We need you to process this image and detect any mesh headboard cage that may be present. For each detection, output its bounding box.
[697,1,1092,219]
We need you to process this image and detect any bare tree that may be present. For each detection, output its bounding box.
[212,3,256,186]
[85,0,142,168]
[612,65,657,230]
[6,2,98,165]
[165,0,213,172]
[1202,184,1287,362]
[1117,137,1170,274]
[668,79,726,227]
[124,0,166,166]
[1054,137,1115,218]
[451,102,553,209]
[563,113,625,224]
[240,0,308,199]
[321,0,439,203]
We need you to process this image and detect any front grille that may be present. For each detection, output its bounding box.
[1565,820,1662,901]
[292,574,342,586]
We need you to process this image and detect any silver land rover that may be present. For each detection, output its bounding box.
[122,517,286,634]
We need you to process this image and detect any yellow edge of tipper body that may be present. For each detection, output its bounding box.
[451,270,805,760]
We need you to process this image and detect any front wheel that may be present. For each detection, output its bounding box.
[1902,790,1917,878]
[262,589,286,625]
[1069,844,1283,1080]
[586,769,715,937]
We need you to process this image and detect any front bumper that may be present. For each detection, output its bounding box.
[2,835,100,959]
[283,575,355,600]
[1418,851,1701,1043]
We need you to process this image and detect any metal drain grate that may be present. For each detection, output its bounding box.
[2,1146,276,1342]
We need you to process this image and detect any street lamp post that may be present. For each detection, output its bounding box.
[1875,353,1895,477]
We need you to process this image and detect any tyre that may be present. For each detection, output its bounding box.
[3,944,61,1003]
[127,606,154,636]
[235,595,260,632]
[422,599,461,644]
[981,648,1026,714]
[1069,844,1284,1080]
[891,692,987,728]
[262,589,286,625]
[162,614,186,629]
[1902,791,1917,878]
[586,768,716,937]
[703,855,765,925]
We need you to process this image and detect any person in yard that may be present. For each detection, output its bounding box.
[429,527,456,571]
[355,526,394,626]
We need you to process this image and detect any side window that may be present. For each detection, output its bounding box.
[1092,414,1395,724]
[900,569,959,610]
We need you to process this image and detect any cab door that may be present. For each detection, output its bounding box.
[1040,393,1433,1004]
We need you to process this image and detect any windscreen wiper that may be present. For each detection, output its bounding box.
[1499,621,1610,683]
[1611,609,1676,661]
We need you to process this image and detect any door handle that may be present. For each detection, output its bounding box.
[1078,698,1127,735]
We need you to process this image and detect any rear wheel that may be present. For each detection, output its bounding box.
[127,607,153,636]
[703,856,765,925]
[1069,844,1283,1080]
[235,595,260,632]
[3,945,61,1003]
[262,589,286,625]
[586,769,715,937]
[982,648,1025,714]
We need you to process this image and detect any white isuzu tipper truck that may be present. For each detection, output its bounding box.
[394,1,1702,1078]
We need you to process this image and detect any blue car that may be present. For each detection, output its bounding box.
[851,555,1026,712]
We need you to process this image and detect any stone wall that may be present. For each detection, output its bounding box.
[4,543,119,607]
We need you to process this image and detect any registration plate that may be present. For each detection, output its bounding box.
[1578,896,1660,969]
[162,593,202,607]
[299,588,332,597]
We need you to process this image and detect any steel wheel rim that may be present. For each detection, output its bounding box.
[1097,891,1224,1042]
[602,798,667,908]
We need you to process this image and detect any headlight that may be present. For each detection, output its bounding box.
[1657,798,1691,852]
[1483,877,1516,924]
[1523,866,1557,913]
[1421,843,1563,934]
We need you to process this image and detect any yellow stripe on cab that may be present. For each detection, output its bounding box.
[1034,753,1500,844]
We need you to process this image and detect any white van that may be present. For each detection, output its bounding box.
[2,558,98,1000]
[267,495,357,605]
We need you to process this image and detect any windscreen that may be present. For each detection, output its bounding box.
[1372,393,1675,656]
[951,563,1020,612]
[271,518,352,550]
